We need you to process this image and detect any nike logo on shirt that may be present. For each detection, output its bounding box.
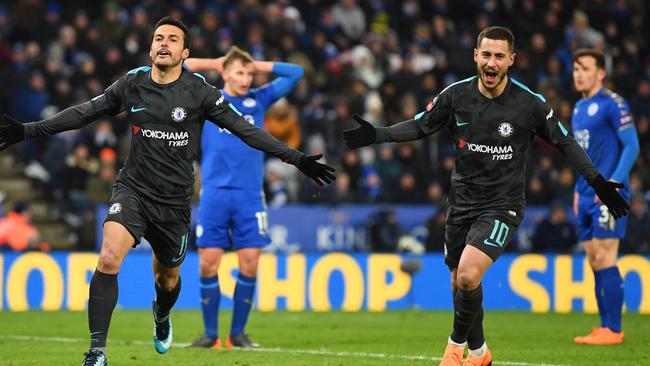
[131,106,147,112]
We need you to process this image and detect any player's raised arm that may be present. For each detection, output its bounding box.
[533,100,629,218]
[202,86,335,186]
[0,76,126,151]
[342,87,453,149]
[184,56,225,73]
[260,61,304,100]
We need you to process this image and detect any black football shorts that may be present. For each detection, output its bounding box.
[444,206,523,269]
[103,183,191,268]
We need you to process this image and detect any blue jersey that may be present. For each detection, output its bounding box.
[199,63,303,190]
[571,87,638,198]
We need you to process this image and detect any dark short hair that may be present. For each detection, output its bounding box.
[151,16,190,49]
[573,48,605,69]
[476,26,515,53]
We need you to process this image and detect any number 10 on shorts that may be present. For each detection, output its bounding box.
[484,219,510,248]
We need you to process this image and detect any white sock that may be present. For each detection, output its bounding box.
[448,336,467,348]
[469,342,487,358]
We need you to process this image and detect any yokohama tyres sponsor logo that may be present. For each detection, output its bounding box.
[137,126,189,146]
[458,138,513,160]
[466,142,513,154]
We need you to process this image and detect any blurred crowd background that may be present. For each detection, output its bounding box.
[0,0,649,252]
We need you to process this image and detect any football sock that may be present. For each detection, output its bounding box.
[469,342,487,358]
[231,273,256,337]
[598,266,624,333]
[154,276,182,322]
[199,275,221,340]
[451,284,483,344]
[447,336,467,348]
[594,269,606,328]
[454,287,485,350]
[88,270,118,354]
[468,305,485,350]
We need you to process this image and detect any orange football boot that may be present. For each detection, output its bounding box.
[574,327,603,343]
[577,327,624,345]
[210,338,223,350]
[439,343,465,366]
[463,347,492,366]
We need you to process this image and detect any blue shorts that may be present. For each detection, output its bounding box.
[577,194,628,242]
[196,187,271,249]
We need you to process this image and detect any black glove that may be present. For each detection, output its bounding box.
[0,114,25,151]
[590,174,629,219]
[342,114,376,149]
[297,154,336,186]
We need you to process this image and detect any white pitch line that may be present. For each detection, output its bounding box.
[0,335,566,366]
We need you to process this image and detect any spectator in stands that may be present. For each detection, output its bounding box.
[531,202,578,253]
[265,98,302,149]
[63,142,99,213]
[368,209,401,252]
[87,162,116,204]
[0,201,48,252]
[374,144,401,196]
[328,172,361,204]
[331,0,366,41]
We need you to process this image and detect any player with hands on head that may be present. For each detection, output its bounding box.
[183,46,307,349]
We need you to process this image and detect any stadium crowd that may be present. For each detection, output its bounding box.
[0,0,649,250]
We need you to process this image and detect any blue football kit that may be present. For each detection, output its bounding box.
[571,86,639,335]
[572,87,639,241]
[196,62,303,250]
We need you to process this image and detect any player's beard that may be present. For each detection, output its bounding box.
[152,49,182,70]
[153,56,182,70]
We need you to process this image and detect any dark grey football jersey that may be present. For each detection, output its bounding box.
[24,66,303,207]
[380,76,599,213]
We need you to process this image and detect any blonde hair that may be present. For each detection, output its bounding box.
[223,46,254,69]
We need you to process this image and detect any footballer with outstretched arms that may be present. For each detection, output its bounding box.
[0,17,334,366]
[342,26,628,366]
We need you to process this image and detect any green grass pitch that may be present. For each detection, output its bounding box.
[0,310,648,365]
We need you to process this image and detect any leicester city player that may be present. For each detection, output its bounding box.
[0,17,334,366]
[183,47,304,349]
[342,27,628,366]
[571,49,639,345]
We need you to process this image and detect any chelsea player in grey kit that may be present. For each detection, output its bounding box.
[0,17,334,366]
[343,26,628,366]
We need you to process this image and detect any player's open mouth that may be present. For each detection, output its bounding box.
[157,49,171,58]
[484,70,497,83]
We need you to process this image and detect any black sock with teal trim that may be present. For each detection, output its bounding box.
[451,284,483,344]
[88,270,118,353]
[154,276,182,322]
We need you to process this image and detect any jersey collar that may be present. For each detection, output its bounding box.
[582,86,606,102]
[473,75,512,104]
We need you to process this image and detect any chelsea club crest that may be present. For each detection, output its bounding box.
[171,107,187,122]
[108,203,122,215]
[497,121,513,137]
